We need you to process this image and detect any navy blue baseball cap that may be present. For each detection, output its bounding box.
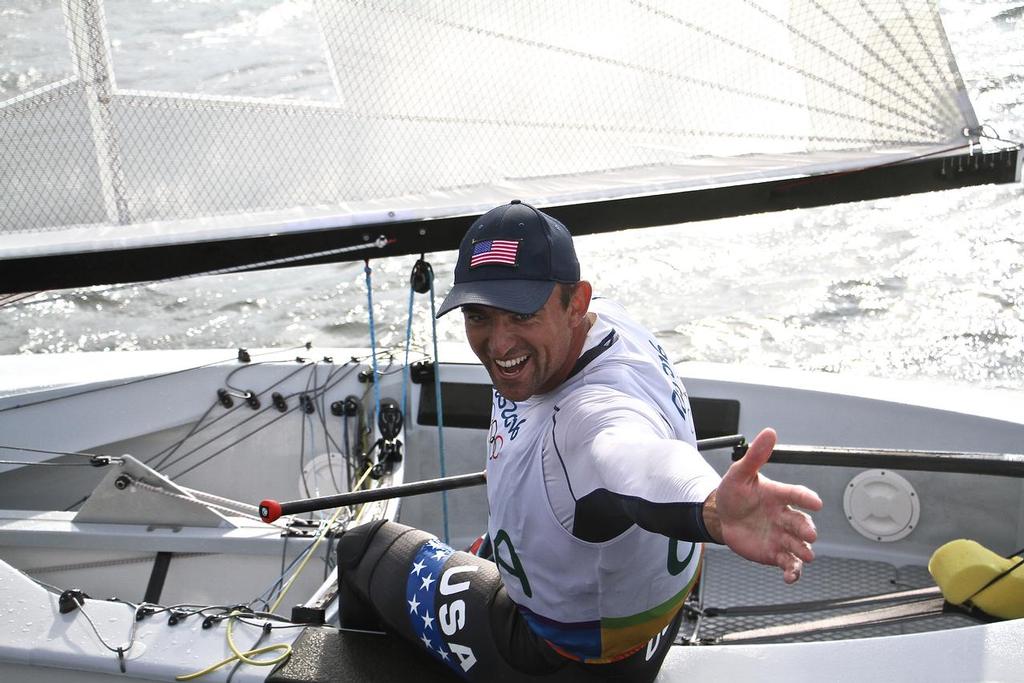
[436,200,580,317]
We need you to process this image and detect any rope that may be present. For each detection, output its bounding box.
[148,359,331,472]
[128,477,291,528]
[0,444,121,460]
[0,291,44,307]
[157,360,361,480]
[174,612,292,681]
[179,486,266,518]
[401,280,416,420]
[75,600,142,674]
[0,459,111,467]
[4,240,392,312]
[427,264,450,544]
[268,464,374,613]
[147,399,221,471]
[964,545,1024,606]
[401,257,450,542]
[363,260,383,440]
[0,350,273,415]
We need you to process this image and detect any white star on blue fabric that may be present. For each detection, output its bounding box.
[433,549,448,560]
[411,559,426,576]
[436,646,449,660]
[421,612,434,630]
[408,595,420,614]
[420,633,433,649]
[420,573,435,591]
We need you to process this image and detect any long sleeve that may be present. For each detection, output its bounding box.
[541,384,721,543]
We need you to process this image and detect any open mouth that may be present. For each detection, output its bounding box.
[494,354,529,377]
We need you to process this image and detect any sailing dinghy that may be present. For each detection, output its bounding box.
[1,0,1023,680]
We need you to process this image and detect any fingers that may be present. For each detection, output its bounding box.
[782,506,818,545]
[776,517,815,561]
[778,512,816,582]
[782,555,803,584]
[777,536,812,583]
[788,484,824,512]
[731,427,777,480]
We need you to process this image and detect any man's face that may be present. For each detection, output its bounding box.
[462,286,585,402]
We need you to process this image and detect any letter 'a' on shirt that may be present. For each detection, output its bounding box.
[486,298,721,663]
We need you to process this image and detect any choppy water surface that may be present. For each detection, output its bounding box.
[1,0,1022,390]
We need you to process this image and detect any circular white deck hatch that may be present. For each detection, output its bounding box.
[843,469,920,542]
[300,451,348,499]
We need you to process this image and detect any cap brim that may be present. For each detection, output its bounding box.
[436,280,556,318]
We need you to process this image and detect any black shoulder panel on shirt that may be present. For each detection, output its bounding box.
[565,329,618,381]
[572,490,713,544]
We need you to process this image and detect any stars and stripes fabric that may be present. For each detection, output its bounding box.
[469,239,519,268]
[405,537,464,676]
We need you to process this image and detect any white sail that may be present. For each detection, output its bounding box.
[0,0,1012,278]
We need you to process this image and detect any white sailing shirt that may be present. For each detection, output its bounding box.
[485,298,721,663]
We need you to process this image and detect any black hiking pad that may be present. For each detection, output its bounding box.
[268,626,457,682]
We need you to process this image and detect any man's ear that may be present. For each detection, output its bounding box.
[571,281,593,325]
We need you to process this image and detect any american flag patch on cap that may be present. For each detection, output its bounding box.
[470,239,519,268]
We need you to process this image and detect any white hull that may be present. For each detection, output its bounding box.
[1,348,1022,680]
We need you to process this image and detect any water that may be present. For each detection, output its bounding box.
[1,0,1022,390]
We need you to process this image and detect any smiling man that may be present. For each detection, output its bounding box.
[336,201,822,682]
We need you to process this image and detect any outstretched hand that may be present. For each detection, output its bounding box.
[704,428,823,583]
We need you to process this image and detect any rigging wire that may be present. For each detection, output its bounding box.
[299,361,342,502]
[147,399,222,472]
[144,356,318,470]
[268,465,374,614]
[155,361,361,478]
[405,256,450,542]
[0,346,309,415]
[147,358,347,472]
[314,364,348,493]
[72,599,142,674]
[401,275,416,426]
[0,291,44,307]
[0,459,110,467]
[174,612,292,681]
[298,364,315,501]
[0,444,119,460]
[363,260,383,435]
[426,261,450,544]
[0,238,393,311]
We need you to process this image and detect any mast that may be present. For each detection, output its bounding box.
[62,0,131,227]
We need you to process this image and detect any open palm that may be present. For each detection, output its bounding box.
[713,428,824,583]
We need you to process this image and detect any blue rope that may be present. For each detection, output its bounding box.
[401,284,415,421]
[364,260,382,433]
[427,269,449,544]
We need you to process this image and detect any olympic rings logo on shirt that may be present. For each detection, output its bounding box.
[487,419,504,460]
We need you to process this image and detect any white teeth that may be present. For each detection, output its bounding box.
[495,355,528,369]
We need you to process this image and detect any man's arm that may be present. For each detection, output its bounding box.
[702,427,823,583]
[545,387,722,543]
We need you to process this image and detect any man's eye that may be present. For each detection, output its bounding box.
[513,313,535,322]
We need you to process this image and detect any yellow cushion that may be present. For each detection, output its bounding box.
[928,539,1024,620]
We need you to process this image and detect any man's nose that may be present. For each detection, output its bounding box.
[489,316,518,356]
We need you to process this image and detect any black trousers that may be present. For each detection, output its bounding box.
[337,521,682,682]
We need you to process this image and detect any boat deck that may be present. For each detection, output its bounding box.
[685,547,979,644]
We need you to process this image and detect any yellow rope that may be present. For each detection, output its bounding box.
[268,464,376,613]
[177,466,379,681]
[174,613,291,681]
